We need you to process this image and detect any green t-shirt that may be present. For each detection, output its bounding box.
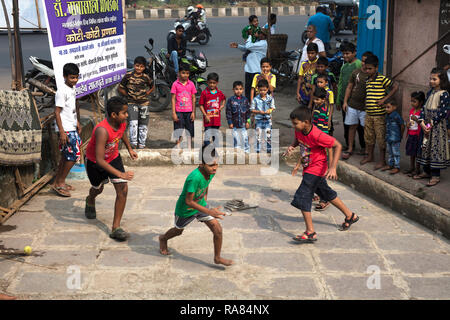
[337,59,362,106]
[175,168,214,218]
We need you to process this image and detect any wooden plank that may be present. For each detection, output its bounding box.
[30,93,42,129]
[14,167,25,197]
[40,112,55,128]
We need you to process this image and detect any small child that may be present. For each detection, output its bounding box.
[250,57,276,102]
[226,81,251,152]
[199,72,226,148]
[361,55,399,170]
[171,63,197,148]
[297,43,319,107]
[404,91,425,176]
[52,63,81,197]
[118,56,154,149]
[285,107,360,242]
[313,74,334,131]
[84,97,138,241]
[159,146,233,267]
[263,13,277,34]
[241,15,261,61]
[381,100,405,174]
[308,56,337,109]
[251,79,275,153]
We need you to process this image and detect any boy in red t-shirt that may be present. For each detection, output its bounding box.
[199,72,226,148]
[284,107,360,242]
[84,97,138,242]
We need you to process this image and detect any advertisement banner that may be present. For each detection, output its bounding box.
[40,0,126,98]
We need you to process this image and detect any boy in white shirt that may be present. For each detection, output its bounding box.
[52,63,81,197]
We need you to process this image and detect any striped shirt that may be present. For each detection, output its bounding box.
[313,103,331,134]
[365,73,393,116]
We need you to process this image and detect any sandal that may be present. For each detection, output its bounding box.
[339,213,359,231]
[342,151,352,160]
[413,173,431,180]
[65,184,75,191]
[110,227,129,242]
[293,231,317,243]
[426,177,440,187]
[85,196,96,219]
[314,200,330,211]
[51,185,71,197]
[312,195,320,203]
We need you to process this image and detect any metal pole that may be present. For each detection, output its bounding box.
[12,0,24,90]
[1,0,16,89]
[267,0,271,59]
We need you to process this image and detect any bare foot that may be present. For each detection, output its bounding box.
[374,162,385,170]
[360,157,373,165]
[381,165,392,171]
[214,257,234,266]
[389,168,400,174]
[159,235,170,255]
[0,293,17,300]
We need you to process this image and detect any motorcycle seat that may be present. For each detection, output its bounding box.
[37,58,53,69]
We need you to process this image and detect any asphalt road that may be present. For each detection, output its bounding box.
[0,15,312,89]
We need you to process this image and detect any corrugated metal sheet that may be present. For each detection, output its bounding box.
[356,0,387,71]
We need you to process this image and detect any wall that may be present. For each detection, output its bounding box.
[390,0,440,118]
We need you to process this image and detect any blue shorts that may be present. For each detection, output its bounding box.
[59,131,81,162]
[291,173,337,212]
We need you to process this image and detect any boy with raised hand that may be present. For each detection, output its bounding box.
[199,72,226,149]
[52,63,81,197]
[159,146,234,267]
[284,107,360,242]
[84,96,138,242]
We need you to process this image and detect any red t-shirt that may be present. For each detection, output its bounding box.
[86,119,127,163]
[407,108,421,136]
[294,125,336,177]
[199,88,226,127]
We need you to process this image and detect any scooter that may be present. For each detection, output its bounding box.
[167,17,211,45]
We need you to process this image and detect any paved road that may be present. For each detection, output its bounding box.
[1,164,449,299]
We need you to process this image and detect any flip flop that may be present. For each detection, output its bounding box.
[65,184,75,191]
[293,232,317,243]
[413,173,431,180]
[426,178,440,187]
[342,151,352,160]
[314,201,330,211]
[51,185,71,197]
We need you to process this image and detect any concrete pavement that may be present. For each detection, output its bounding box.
[1,164,449,299]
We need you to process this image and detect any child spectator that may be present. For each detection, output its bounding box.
[337,42,362,150]
[118,56,154,149]
[242,15,261,43]
[381,100,405,174]
[159,146,233,267]
[284,107,359,242]
[84,97,138,241]
[52,63,81,197]
[297,43,319,107]
[263,13,277,34]
[360,55,399,170]
[250,57,276,102]
[171,63,197,148]
[404,91,425,176]
[251,79,275,153]
[309,56,337,106]
[414,68,450,186]
[199,72,226,148]
[341,51,374,160]
[226,81,251,153]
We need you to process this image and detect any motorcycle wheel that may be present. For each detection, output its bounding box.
[301,30,308,44]
[197,32,209,45]
[148,83,171,112]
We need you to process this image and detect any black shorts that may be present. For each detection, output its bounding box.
[291,173,337,212]
[86,155,127,189]
[173,112,194,138]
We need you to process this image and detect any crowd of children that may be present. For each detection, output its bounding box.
[48,14,448,265]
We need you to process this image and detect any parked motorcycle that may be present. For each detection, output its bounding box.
[327,38,344,82]
[271,49,302,89]
[167,17,211,45]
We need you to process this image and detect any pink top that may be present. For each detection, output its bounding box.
[294,125,336,177]
[171,79,197,112]
[407,108,422,136]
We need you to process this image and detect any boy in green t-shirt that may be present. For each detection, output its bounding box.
[159,147,233,267]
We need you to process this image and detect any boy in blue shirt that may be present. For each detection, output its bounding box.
[250,79,275,153]
[382,100,405,174]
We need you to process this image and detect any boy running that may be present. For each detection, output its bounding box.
[159,147,233,266]
[84,97,138,241]
[284,107,359,242]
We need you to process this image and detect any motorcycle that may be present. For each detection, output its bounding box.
[327,38,345,82]
[167,17,211,45]
[271,49,302,89]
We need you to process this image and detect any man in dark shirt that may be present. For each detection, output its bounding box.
[167,25,187,73]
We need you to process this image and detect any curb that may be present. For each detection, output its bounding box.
[119,147,450,239]
[126,6,314,20]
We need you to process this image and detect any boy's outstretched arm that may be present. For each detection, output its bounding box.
[326,139,342,180]
[185,192,225,220]
[121,130,138,160]
[95,127,134,180]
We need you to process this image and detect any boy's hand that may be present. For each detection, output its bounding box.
[120,171,134,181]
[283,145,295,157]
[230,42,238,48]
[205,115,211,123]
[59,132,68,146]
[411,115,419,122]
[129,150,138,160]
[209,207,226,220]
[376,98,387,107]
[245,122,250,129]
[342,102,348,112]
[172,112,179,122]
[229,124,234,129]
[77,122,81,134]
[291,164,301,176]
[296,93,301,103]
[190,113,195,122]
[326,167,338,180]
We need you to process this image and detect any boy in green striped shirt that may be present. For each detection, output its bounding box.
[360,55,399,170]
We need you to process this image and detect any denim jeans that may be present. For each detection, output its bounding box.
[170,50,179,73]
[232,127,249,153]
[255,119,272,153]
[387,141,401,168]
